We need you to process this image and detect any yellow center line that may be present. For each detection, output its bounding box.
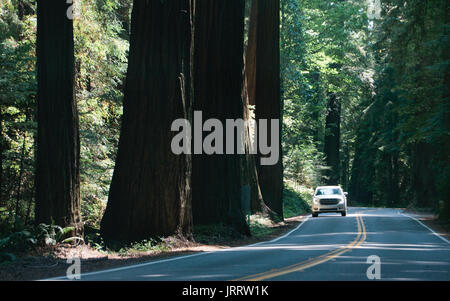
[233,213,366,281]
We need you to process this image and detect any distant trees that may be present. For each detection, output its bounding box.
[323,92,341,185]
[349,0,449,217]
[35,0,82,234]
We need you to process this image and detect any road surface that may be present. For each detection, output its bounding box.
[51,207,450,281]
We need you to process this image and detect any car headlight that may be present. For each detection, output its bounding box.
[313,198,319,204]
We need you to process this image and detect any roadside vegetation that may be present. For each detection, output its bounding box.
[283,182,313,219]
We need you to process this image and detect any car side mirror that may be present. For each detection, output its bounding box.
[344,192,348,196]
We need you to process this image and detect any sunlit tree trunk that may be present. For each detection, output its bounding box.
[243,0,269,215]
[247,0,283,220]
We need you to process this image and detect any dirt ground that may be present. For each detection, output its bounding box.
[0,215,305,281]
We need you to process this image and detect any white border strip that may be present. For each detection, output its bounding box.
[401,212,449,244]
[41,215,311,281]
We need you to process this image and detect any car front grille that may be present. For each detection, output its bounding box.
[320,198,340,205]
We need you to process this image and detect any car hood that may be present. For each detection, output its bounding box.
[314,195,345,200]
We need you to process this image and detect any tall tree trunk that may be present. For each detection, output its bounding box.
[386,151,399,208]
[243,0,269,215]
[101,0,193,243]
[246,0,258,107]
[191,0,250,235]
[35,0,82,235]
[248,0,283,220]
[411,142,435,208]
[440,8,450,220]
[341,143,349,191]
[323,92,341,185]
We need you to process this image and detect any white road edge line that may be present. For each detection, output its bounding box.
[401,212,450,244]
[40,215,311,281]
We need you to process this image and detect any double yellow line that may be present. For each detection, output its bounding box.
[233,214,366,281]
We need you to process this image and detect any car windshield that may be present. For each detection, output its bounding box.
[315,188,341,196]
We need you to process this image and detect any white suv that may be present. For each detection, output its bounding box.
[312,186,347,217]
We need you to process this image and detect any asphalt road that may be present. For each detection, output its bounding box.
[52,207,450,281]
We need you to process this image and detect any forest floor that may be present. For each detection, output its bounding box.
[0,214,307,280]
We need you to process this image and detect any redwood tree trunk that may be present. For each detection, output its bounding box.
[323,92,341,185]
[100,0,193,243]
[242,75,266,215]
[191,0,250,235]
[411,142,435,208]
[244,0,271,215]
[246,0,258,107]
[248,0,284,220]
[35,0,82,234]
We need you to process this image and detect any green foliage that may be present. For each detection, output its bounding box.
[284,142,327,188]
[34,224,77,246]
[0,223,77,263]
[126,239,172,254]
[248,215,274,238]
[283,182,312,219]
[74,0,129,225]
[0,229,36,253]
[81,195,106,229]
[349,0,449,213]
[0,0,37,230]
[193,223,245,245]
[0,0,130,237]
[98,237,173,255]
[281,0,372,190]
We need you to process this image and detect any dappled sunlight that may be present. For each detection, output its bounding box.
[140,274,170,278]
[224,244,353,253]
[359,243,450,252]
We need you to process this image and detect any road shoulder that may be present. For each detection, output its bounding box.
[401,209,450,242]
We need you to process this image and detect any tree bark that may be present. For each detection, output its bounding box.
[411,142,435,208]
[191,0,250,235]
[323,92,341,185]
[248,0,284,220]
[246,0,258,107]
[100,0,193,243]
[35,0,82,235]
[242,0,270,215]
